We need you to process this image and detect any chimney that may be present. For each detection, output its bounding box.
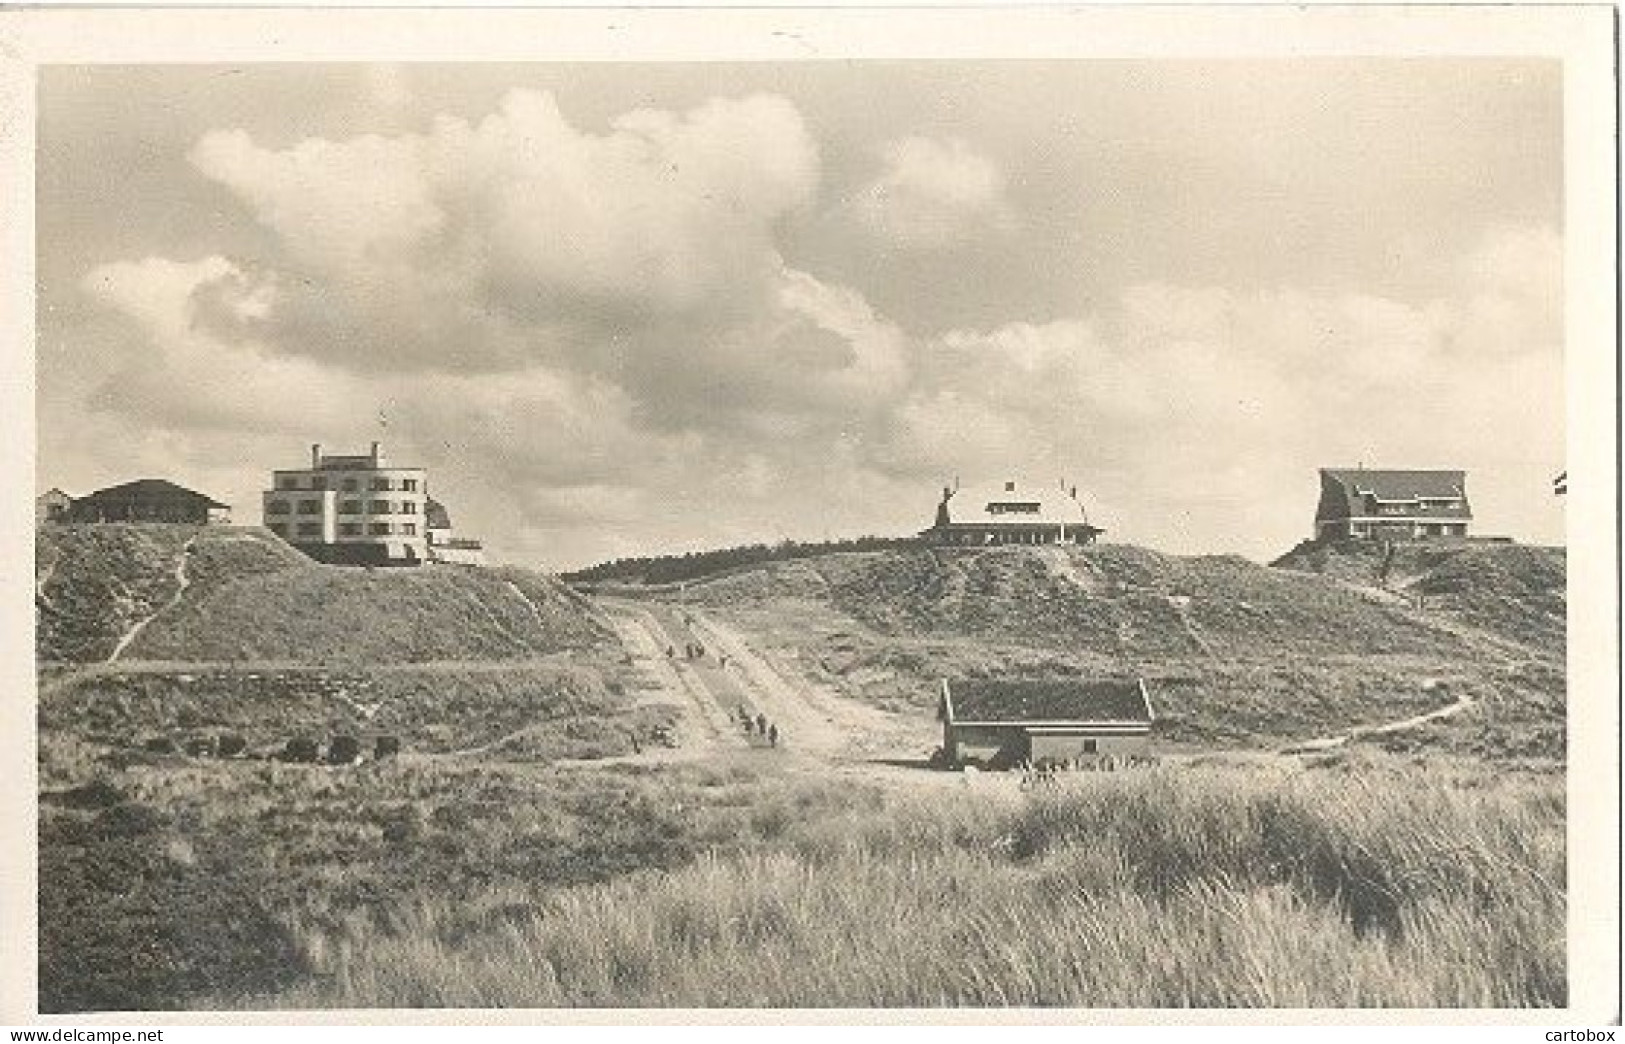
[311,444,321,469]
[370,441,383,466]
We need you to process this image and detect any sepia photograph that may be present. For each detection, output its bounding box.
[3,4,1617,1026]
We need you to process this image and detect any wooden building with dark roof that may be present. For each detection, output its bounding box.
[62,479,231,525]
[937,676,1154,769]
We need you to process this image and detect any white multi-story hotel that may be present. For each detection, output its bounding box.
[262,443,429,565]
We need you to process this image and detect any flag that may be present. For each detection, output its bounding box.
[1553,471,1567,496]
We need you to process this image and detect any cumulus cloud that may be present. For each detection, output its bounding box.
[55,74,1562,566]
[873,224,1564,554]
[80,256,362,436]
[188,90,820,376]
[180,90,920,445]
[850,136,1015,249]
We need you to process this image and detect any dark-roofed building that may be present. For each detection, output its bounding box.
[937,677,1154,769]
[1314,468,1472,541]
[63,479,231,525]
[923,479,1105,547]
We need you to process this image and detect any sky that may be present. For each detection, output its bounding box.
[36,60,1566,570]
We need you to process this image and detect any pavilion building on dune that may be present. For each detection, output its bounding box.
[55,479,231,525]
[922,479,1104,546]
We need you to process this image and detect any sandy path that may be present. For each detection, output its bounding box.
[1281,692,1478,754]
[35,556,58,611]
[572,599,953,789]
[595,599,745,758]
[108,534,197,663]
[687,610,929,760]
[503,580,550,632]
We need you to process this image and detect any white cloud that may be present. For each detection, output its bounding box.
[80,256,361,436]
[181,89,911,439]
[875,224,1564,556]
[190,130,443,273]
[190,88,819,372]
[851,136,1015,249]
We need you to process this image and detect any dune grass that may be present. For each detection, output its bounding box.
[261,757,1563,1009]
[130,563,606,663]
[36,524,201,662]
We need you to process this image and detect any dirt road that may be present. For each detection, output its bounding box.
[594,597,942,786]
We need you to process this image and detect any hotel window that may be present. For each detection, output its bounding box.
[370,478,391,491]
[296,522,321,537]
[340,500,362,514]
[400,523,417,536]
[297,500,322,515]
[268,522,288,536]
[401,500,418,514]
[310,477,328,491]
[369,522,391,535]
[266,501,291,515]
[402,479,419,492]
[338,523,361,536]
[368,500,390,514]
[1081,739,1098,754]
[277,477,299,490]
[342,479,358,491]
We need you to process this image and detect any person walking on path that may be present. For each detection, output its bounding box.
[768,723,779,748]
[755,713,768,737]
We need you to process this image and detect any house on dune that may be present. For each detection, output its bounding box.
[1314,468,1472,541]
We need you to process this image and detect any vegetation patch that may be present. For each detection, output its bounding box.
[36,524,204,662]
[39,660,662,767]
[1274,539,1565,652]
[130,565,605,663]
[36,753,878,1012]
[253,757,1564,1008]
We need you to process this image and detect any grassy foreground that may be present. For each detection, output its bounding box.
[260,756,1563,1009]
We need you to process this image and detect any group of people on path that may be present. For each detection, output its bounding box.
[666,642,730,669]
[738,706,779,748]
[661,619,769,746]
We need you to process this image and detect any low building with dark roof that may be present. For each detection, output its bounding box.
[923,478,1104,547]
[937,676,1154,769]
[63,479,231,525]
[1314,468,1472,541]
